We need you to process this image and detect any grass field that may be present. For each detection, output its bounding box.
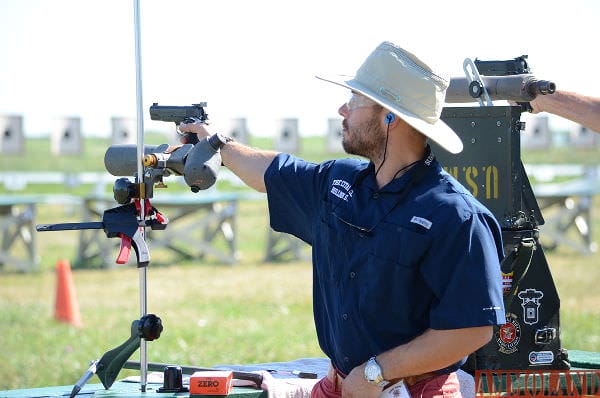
[0,135,599,391]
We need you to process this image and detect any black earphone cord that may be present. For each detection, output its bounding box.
[374,115,417,181]
[373,119,392,178]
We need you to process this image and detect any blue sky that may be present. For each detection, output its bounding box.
[1,0,599,137]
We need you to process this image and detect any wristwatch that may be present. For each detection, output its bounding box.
[208,133,234,150]
[364,356,389,387]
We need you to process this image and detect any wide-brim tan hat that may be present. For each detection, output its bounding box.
[316,41,463,154]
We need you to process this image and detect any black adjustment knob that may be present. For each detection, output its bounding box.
[138,314,163,341]
[113,177,137,204]
[468,80,484,98]
[157,365,189,393]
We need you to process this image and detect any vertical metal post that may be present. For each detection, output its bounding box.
[132,0,148,392]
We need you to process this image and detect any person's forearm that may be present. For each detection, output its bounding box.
[531,90,600,132]
[220,141,279,192]
[341,326,493,396]
[378,326,492,379]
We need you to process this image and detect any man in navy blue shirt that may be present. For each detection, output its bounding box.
[181,42,505,398]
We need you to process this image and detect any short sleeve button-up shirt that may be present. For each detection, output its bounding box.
[264,150,505,375]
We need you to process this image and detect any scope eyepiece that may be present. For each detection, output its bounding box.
[529,80,556,96]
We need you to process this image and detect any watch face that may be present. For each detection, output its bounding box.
[365,362,379,381]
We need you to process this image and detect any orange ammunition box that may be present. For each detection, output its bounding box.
[189,370,234,396]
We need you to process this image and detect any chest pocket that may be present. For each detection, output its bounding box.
[357,223,434,330]
[316,211,370,287]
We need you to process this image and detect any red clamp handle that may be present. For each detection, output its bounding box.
[116,233,132,264]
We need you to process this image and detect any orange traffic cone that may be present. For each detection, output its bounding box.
[54,259,82,327]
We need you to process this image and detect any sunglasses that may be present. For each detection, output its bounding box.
[346,92,377,111]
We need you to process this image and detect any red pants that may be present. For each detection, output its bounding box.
[310,372,461,398]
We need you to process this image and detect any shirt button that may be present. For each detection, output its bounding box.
[349,271,356,279]
[344,357,350,363]
[342,313,348,320]
[372,193,380,199]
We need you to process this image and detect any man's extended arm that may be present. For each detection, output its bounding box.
[530,90,600,132]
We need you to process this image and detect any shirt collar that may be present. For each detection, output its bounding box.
[363,145,435,194]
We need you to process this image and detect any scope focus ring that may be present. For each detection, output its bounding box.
[143,154,158,167]
[468,80,484,98]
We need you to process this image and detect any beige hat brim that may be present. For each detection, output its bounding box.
[316,74,463,154]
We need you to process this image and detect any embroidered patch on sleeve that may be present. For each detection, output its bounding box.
[410,216,432,230]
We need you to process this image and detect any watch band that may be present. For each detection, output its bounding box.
[221,134,234,144]
[207,133,234,150]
